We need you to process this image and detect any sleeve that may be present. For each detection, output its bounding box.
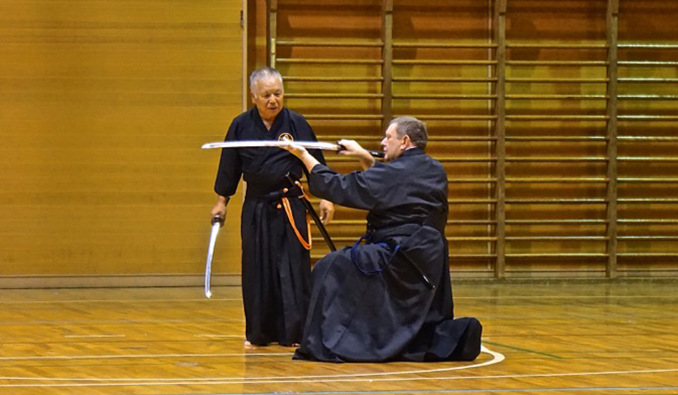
[308,163,382,211]
[213,118,243,197]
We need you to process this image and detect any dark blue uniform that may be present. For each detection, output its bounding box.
[294,148,482,362]
[215,107,325,346]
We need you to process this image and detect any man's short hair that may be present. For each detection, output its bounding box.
[389,116,428,149]
[249,67,283,93]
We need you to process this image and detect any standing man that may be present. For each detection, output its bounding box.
[282,117,482,362]
[211,67,334,347]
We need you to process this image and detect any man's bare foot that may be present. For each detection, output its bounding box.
[244,340,255,349]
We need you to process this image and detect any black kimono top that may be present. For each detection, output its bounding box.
[308,148,448,234]
[214,107,326,197]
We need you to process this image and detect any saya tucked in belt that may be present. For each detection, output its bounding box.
[247,179,336,252]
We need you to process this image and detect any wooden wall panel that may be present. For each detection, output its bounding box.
[503,0,610,276]
[265,0,678,279]
[271,0,384,258]
[616,0,678,274]
[0,0,244,285]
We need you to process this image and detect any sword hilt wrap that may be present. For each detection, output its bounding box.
[336,142,385,159]
[211,216,224,227]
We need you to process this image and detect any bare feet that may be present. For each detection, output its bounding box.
[244,340,297,348]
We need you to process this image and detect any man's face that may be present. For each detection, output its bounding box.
[380,123,406,162]
[251,76,284,124]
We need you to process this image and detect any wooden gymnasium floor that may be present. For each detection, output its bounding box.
[1,281,677,394]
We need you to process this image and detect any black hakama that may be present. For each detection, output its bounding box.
[293,148,482,362]
[214,107,325,346]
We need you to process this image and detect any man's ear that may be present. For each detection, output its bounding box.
[250,93,256,103]
[401,134,411,149]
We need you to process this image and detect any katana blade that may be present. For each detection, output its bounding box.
[204,216,224,299]
[202,140,385,158]
[202,140,341,151]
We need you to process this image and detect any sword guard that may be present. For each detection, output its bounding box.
[211,216,224,226]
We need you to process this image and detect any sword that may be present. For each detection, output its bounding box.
[202,140,385,158]
[397,250,436,290]
[204,216,224,298]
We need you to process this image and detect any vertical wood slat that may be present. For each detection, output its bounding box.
[242,0,248,110]
[605,0,620,278]
[267,0,278,67]
[262,1,678,278]
[381,0,394,130]
[493,0,507,279]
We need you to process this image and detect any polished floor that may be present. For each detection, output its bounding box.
[0,281,677,394]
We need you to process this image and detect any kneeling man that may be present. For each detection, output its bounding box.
[283,116,482,362]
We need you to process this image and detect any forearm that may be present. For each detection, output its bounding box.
[308,165,377,211]
[216,195,230,206]
[299,150,321,173]
[336,139,376,170]
[358,153,376,170]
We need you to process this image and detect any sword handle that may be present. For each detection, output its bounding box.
[336,143,385,159]
[365,149,386,158]
[211,216,224,226]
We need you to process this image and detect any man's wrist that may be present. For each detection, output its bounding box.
[301,151,318,168]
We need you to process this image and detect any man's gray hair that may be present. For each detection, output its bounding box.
[249,67,283,93]
[389,116,428,149]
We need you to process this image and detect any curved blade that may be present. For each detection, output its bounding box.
[202,140,341,151]
[204,217,223,298]
[202,140,385,158]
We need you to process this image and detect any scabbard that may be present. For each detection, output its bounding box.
[286,174,336,252]
[301,196,337,252]
[396,249,436,290]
